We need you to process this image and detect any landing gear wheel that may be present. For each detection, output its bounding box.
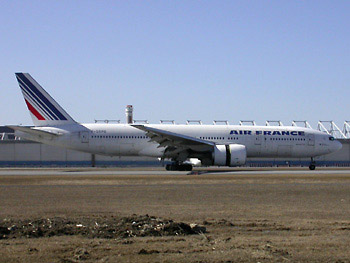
[309,164,316,170]
[165,163,193,171]
[183,164,193,171]
[309,157,316,170]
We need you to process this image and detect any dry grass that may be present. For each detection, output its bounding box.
[1,167,350,262]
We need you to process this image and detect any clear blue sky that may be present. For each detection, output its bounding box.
[1,1,350,127]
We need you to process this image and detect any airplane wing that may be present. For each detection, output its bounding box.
[132,125,214,159]
[7,126,62,139]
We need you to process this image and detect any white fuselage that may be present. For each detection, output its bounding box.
[12,73,343,168]
[18,123,342,160]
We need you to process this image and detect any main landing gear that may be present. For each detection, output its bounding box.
[165,162,193,171]
[309,157,316,170]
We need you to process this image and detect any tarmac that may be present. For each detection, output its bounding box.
[1,166,350,176]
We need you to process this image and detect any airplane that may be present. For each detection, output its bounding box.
[8,73,342,171]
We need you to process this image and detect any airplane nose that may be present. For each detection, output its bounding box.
[327,140,342,154]
[335,140,342,151]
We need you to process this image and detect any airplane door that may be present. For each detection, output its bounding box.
[254,135,262,145]
[80,131,89,143]
[307,134,315,146]
[252,134,262,155]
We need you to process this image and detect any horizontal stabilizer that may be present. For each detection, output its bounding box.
[7,125,62,139]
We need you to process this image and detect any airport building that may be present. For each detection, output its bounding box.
[1,120,350,167]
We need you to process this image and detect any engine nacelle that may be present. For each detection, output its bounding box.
[212,144,246,167]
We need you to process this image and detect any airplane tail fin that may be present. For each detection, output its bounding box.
[15,73,77,127]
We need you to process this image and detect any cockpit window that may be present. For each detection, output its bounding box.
[329,136,335,141]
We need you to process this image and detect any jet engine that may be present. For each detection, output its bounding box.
[212,144,246,167]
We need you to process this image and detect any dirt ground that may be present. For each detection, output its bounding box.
[1,167,350,262]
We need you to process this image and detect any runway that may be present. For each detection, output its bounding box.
[1,167,350,176]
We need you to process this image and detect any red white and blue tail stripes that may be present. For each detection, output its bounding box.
[15,73,75,126]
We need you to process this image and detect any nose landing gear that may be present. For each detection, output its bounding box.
[309,157,316,170]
